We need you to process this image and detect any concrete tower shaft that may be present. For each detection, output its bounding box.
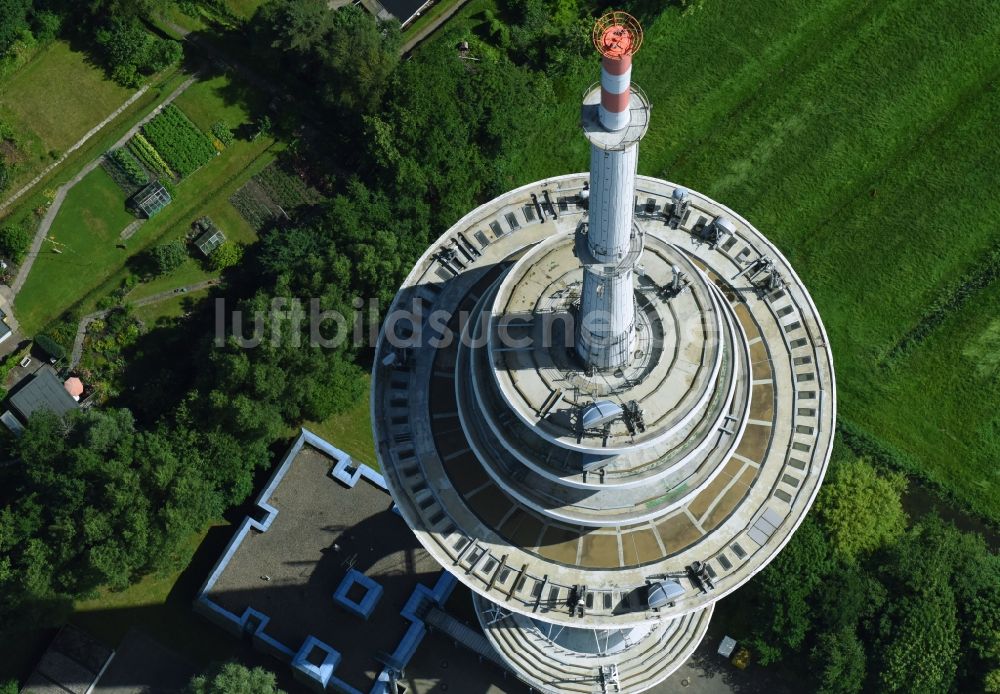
[586,144,638,262]
[577,12,648,370]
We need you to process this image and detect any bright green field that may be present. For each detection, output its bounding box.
[441,0,1000,519]
[13,167,134,328]
[0,42,133,190]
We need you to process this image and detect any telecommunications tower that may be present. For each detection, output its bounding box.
[372,11,835,693]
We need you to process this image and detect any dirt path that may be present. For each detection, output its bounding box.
[7,77,197,300]
[70,278,219,367]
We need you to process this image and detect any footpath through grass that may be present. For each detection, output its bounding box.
[441,0,1000,520]
[13,168,134,329]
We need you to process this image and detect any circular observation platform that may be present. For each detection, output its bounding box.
[371,174,836,629]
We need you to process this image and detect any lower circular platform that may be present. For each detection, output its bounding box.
[473,593,713,693]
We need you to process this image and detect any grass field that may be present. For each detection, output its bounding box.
[13,167,134,330]
[439,0,1000,520]
[306,378,378,469]
[0,41,133,191]
[173,74,257,135]
[133,287,212,326]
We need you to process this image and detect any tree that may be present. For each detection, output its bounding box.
[879,517,1000,692]
[209,241,242,271]
[879,586,960,693]
[745,518,832,663]
[0,0,31,57]
[95,19,181,86]
[151,240,187,275]
[810,628,866,694]
[188,662,285,694]
[34,333,67,360]
[814,458,907,561]
[0,222,32,264]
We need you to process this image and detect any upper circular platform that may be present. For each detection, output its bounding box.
[487,231,724,456]
[581,84,651,151]
[592,12,644,58]
[371,173,836,628]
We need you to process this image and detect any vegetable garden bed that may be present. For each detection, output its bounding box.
[141,104,216,178]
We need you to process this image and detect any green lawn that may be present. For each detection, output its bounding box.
[133,287,212,326]
[306,377,378,469]
[173,74,260,135]
[14,167,134,332]
[225,0,266,20]
[0,41,133,190]
[436,0,1000,519]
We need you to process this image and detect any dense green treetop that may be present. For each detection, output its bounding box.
[188,662,286,694]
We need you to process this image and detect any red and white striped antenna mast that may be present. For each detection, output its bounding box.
[593,11,643,131]
[576,11,651,370]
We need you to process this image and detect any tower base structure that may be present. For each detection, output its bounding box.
[474,593,712,693]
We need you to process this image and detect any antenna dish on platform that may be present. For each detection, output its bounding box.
[592,11,643,59]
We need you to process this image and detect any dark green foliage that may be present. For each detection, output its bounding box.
[0,220,32,264]
[810,628,866,694]
[188,661,286,694]
[142,105,216,178]
[150,240,186,275]
[740,450,998,692]
[95,19,182,86]
[0,408,243,632]
[745,517,831,663]
[0,0,31,57]
[252,2,399,116]
[33,333,66,360]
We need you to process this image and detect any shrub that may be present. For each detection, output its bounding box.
[209,241,243,271]
[35,334,67,360]
[0,221,32,264]
[211,120,235,146]
[151,240,187,275]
